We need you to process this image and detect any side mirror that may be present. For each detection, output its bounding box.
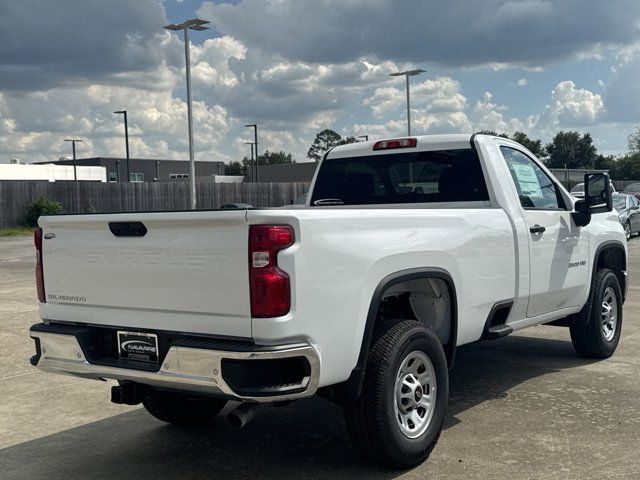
[585,172,613,214]
[572,173,613,227]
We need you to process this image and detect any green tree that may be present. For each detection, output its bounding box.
[339,136,358,146]
[544,131,597,169]
[627,127,640,155]
[24,197,62,227]
[259,150,295,165]
[607,153,640,180]
[224,161,246,176]
[594,154,616,172]
[307,129,351,161]
[511,131,545,158]
[477,130,545,157]
[476,130,509,138]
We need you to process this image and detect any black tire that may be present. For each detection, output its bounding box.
[625,221,631,241]
[142,391,227,425]
[343,320,448,469]
[570,268,623,358]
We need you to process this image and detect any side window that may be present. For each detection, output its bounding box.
[500,146,565,210]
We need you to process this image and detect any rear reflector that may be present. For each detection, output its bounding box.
[373,138,417,150]
[34,228,46,303]
[249,225,294,318]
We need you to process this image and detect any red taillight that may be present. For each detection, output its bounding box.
[34,228,46,303]
[249,225,294,317]
[373,138,417,150]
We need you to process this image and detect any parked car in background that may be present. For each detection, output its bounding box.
[613,193,640,240]
[283,192,308,209]
[571,182,585,198]
[623,182,640,200]
[220,203,253,209]
[572,182,615,199]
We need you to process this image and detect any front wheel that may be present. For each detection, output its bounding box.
[343,320,448,469]
[142,391,227,425]
[570,268,623,358]
[625,221,631,240]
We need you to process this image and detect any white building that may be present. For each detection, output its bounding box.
[0,163,106,182]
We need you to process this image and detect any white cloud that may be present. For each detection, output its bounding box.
[517,78,528,86]
[539,81,604,127]
[471,92,526,133]
[365,77,467,119]
[191,36,247,87]
[0,83,232,163]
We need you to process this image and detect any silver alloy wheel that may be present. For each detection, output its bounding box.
[601,286,618,342]
[394,350,437,439]
[625,222,631,240]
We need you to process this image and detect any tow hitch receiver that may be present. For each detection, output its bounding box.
[111,383,150,405]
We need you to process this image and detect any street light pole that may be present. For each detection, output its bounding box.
[113,110,130,182]
[390,69,425,136]
[244,141,255,181]
[164,18,210,209]
[64,139,82,182]
[245,124,258,182]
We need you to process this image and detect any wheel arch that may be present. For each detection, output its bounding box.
[594,240,627,302]
[321,267,457,402]
[568,240,628,327]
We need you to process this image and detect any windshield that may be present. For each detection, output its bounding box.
[613,195,627,211]
[624,183,640,193]
[310,149,489,206]
[571,183,584,193]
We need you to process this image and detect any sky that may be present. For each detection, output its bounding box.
[1,0,640,165]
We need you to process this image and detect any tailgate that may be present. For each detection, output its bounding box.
[39,211,251,338]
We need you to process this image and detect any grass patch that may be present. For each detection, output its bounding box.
[0,226,35,237]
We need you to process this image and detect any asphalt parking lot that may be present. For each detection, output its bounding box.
[1,235,639,479]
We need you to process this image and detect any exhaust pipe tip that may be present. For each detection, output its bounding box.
[227,403,260,429]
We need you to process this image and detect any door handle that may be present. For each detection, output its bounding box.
[530,225,546,234]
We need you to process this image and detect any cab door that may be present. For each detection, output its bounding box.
[499,146,590,317]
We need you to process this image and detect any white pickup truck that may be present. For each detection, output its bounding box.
[30,134,626,468]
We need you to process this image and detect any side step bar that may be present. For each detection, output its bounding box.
[485,323,513,340]
[482,300,514,341]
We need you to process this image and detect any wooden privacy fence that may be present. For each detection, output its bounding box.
[0,181,309,229]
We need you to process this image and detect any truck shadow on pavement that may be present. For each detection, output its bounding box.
[1,334,595,480]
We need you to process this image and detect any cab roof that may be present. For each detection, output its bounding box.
[327,134,474,159]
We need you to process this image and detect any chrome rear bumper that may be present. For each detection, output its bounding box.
[30,327,320,403]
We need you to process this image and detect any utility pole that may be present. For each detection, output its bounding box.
[113,110,130,182]
[164,18,210,209]
[245,141,255,181]
[245,124,259,182]
[64,138,82,181]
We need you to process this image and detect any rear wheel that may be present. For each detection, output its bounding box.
[142,391,227,425]
[343,320,448,469]
[570,268,623,358]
